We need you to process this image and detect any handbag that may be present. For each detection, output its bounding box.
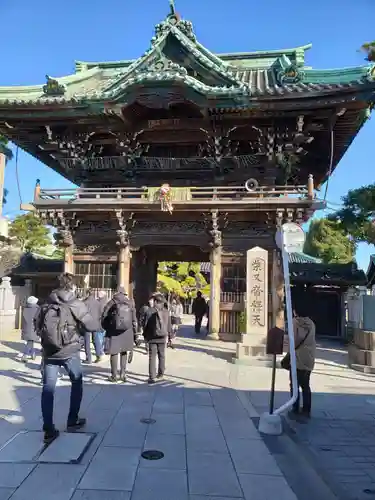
[281,327,310,371]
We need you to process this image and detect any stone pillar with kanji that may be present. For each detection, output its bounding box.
[235,246,269,363]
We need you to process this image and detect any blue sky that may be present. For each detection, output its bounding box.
[1,0,374,269]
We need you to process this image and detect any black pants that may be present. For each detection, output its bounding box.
[110,352,127,378]
[148,343,166,380]
[195,314,204,334]
[290,369,312,414]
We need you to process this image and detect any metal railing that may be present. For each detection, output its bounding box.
[36,184,311,203]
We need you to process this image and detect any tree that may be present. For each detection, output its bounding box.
[9,213,51,252]
[329,183,375,245]
[361,41,375,62]
[157,261,210,298]
[0,135,13,161]
[304,218,355,264]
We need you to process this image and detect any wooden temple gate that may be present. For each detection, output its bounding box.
[1,5,374,358]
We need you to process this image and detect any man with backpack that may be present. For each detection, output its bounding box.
[35,273,99,444]
[101,286,138,383]
[142,293,172,384]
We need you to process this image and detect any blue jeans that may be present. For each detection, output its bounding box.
[84,331,104,363]
[41,355,83,431]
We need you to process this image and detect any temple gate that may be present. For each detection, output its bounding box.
[0,5,374,360]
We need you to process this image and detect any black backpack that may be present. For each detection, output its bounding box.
[39,303,76,355]
[110,302,133,333]
[153,308,168,338]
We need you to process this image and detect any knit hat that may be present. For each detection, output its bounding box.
[27,296,38,305]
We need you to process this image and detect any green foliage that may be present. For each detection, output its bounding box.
[0,135,13,161]
[361,41,375,61]
[304,218,355,264]
[9,213,51,252]
[329,183,375,245]
[157,261,210,298]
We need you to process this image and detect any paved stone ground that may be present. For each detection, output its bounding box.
[1,318,375,499]
[0,317,296,500]
[246,341,375,500]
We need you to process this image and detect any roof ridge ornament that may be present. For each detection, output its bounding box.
[152,0,195,44]
[42,75,66,97]
[275,55,304,85]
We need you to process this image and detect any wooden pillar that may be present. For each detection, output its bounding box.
[208,245,221,340]
[64,246,73,274]
[61,230,74,274]
[307,174,314,200]
[272,249,285,329]
[118,244,131,292]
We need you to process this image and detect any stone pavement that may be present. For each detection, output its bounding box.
[0,318,296,500]
[0,319,375,499]
[247,341,375,500]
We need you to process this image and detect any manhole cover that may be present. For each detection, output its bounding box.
[141,450,164,461]
[364,489,375,495]
[140,418,156,424]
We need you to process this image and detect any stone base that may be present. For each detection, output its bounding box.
[206,332,220,341]
[233,341,273,367]
[258,412,283,435]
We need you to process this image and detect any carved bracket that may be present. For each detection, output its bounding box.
[39,210,80,247]
[115,211,136,247]
[203,210,227,249]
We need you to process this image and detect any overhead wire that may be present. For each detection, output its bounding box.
[323,124,335,202]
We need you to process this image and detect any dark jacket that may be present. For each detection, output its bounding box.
[192,296,208,317]
[84,295,102,328]
[21,304,40,342]
[143,303,172,344]
[101,292,137,354]
[35,289,99,359]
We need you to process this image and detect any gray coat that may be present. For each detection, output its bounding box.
[21,304,40,342]
[102,293,137,355]
[84,295,102,328]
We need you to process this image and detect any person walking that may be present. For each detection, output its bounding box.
[169,296,183,348]
[143,293,171,384]
[101,286,137,383]
[83,290,104,364]
[283,308,316,420]
[35,273,99,443]
[192,291,208,335]
[19,296,40,362]
[139,296,155,354]
[97,290,108,347]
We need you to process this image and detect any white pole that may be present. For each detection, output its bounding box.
[273,232,298,416]
[258,225,299,435]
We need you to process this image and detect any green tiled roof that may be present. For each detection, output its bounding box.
[289,252,322,264]
[0,11,374,106]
